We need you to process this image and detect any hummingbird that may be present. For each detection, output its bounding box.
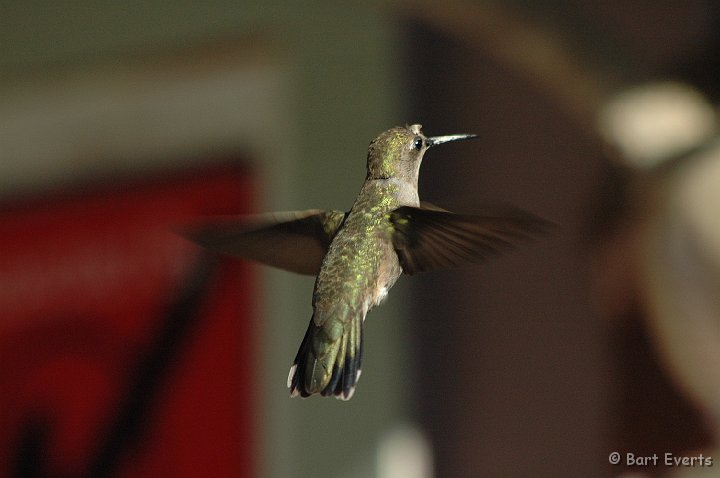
[188,124,546,400]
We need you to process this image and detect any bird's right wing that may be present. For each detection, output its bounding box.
[184,209,347,275]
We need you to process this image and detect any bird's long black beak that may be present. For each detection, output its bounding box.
[426,134,478,148]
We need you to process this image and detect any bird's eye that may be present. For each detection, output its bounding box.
[413,137,423,150]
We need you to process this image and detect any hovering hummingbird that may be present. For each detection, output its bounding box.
[189,124,546,400]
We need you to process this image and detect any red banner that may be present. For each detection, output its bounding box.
[0,166,256,477]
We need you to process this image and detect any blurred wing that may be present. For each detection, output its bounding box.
[389,205,550,275]
[185,209,347,275]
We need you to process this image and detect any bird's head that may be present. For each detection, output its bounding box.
[366,124,476,183]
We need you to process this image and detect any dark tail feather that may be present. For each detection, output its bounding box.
[287,320,315,398]
[288,314,362,400]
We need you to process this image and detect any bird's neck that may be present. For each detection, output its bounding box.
[353,178,420,214]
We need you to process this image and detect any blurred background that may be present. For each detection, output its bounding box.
[2,1,720,477]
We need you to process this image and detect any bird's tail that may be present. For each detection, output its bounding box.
[287,312,363,400]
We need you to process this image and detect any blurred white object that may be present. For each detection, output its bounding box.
[599,80,720,477]
[599,82,717,169]
[641,144,720,431]
[637,123,720,478]
[377,424,433,478]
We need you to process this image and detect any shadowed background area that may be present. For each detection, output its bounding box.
[2,2,720,478]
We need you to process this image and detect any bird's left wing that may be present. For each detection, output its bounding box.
[388,205,549,275]
[185,209,347,275]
